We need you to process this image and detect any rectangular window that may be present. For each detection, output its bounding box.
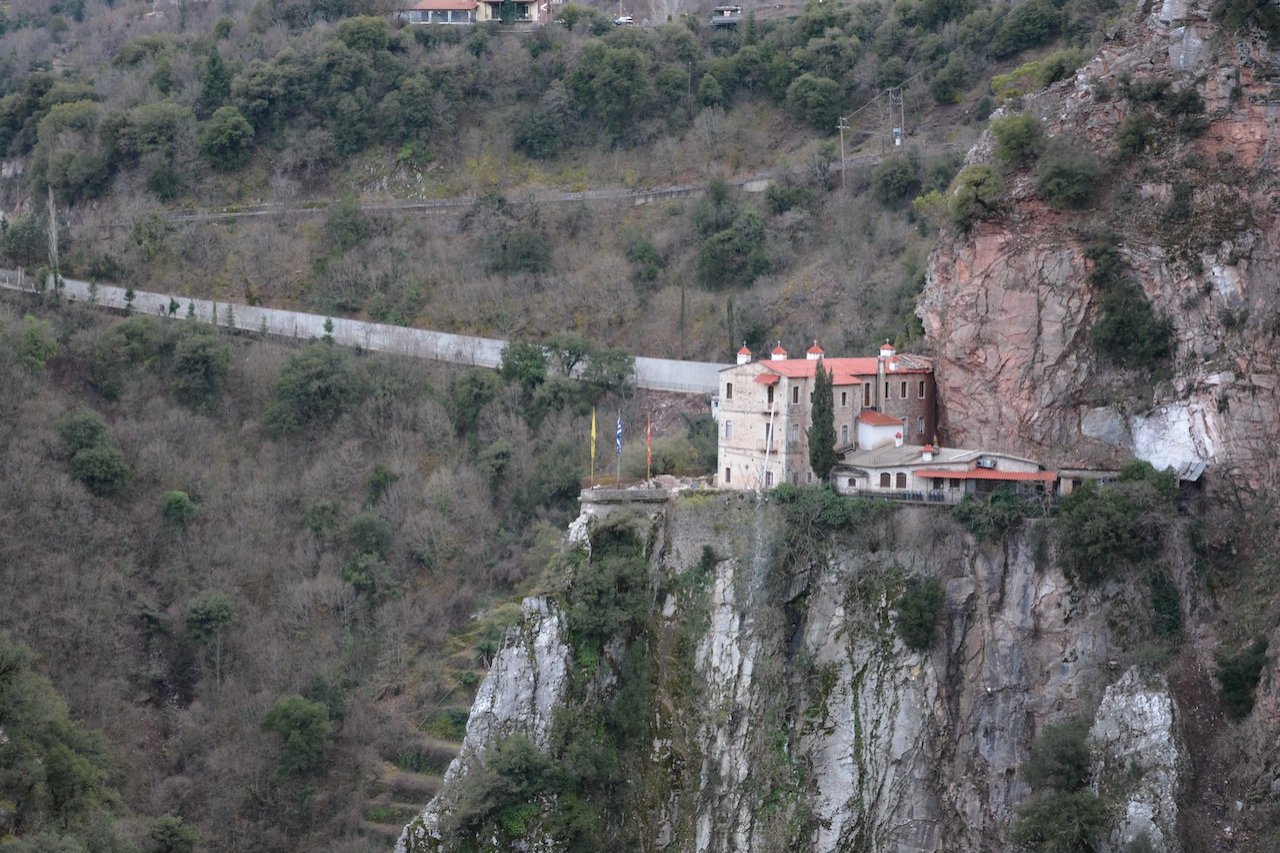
[841,391,848,407]
[841,424,849,444]
[724,420,733,439]
[767,386,775,404]
[864,383,871,407]
[725,382,733,400]
[900,380,908,398]
[919,380,926,398]
[792,386,800,404]
[764,423,772,445]
[766,470,774,487]
[884,381,890,400]
[725,467,731,484]
[918,416,925,435]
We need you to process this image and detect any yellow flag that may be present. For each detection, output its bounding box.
[590,407,597,474]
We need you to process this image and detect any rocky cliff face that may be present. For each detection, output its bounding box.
[919,0,1280,496]
[399,494,1193,851]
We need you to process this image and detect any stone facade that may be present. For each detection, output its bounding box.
[716,343,936,489]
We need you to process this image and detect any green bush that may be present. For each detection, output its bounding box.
[1217,637,1268,719]
[697,210,770,289]
[185,592,235,644]
[486,226,550,276]
[991,113,1044,168]
[162,490,199,527]
[18,314,59,371]
[1036,142,1104,209]
[1115,111,1158,158]
[785,73,842,129]
[951,488,1026,541]
[1056,465,1175,584]
[872,154,923,206]
[948,165,1004,231]
[348,512,392,559]
[171,331,232,408]
[990,0,1061,58]
[58,407,110,456]
[1011,789,1108,852]
[1022,718,1091,792]
[1212,0,1280,45]
[69,445,131,496]
[262,695,333,775]
[1086,238,1173,370]
[266,343,360,432]
[198,105,254,171]
[895,576,944,651]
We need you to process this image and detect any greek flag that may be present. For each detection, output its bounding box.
[616,412,623,456]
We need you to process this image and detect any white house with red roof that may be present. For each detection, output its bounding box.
[833,443,1056,503]
[715,341,936,490]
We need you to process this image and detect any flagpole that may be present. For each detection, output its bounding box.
[646,413,652,482]
[590,408,597,488]
[616,410,622,486]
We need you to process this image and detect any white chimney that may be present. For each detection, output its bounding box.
[806,341,825,361]
[736,342,752,365]
[879,340,896,359]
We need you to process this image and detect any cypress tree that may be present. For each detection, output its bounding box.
[197,51,231,118]
[807,360,836,482]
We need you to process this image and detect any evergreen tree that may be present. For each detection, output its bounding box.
[807,360,836,482]
[197,51,231,118]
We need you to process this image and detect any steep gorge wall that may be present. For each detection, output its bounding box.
[919,0,1280,495]
[399,493,1189,851]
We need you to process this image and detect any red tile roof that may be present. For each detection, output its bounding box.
[807,343,825,355]
[771,345,788,356]
[754,373,780,385]
[858,411,902,426]
[916,469,1057,481]
[754,355,931,383]
[737,344,752,355]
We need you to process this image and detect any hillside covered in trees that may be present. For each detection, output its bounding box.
[2,0,1125,359]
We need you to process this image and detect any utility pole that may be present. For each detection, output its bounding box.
[46,184,61,295]
[836,116,849,192]
[887,87,905,149]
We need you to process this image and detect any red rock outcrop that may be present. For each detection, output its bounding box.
[920,0,1280,496]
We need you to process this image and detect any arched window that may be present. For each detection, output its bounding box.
[841,424,849,444]
[724,420,733,439]
[896,472,907,489]
[879,473,891,488]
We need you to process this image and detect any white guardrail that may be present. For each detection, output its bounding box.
[0,273,724,395]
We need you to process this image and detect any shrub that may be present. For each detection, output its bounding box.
[348,512,392,559]
[1148,570,1182,640]
[69,445,131,496]
[1023,717,1091,792]
[991,113,1044,168]
[185,592,235,644]
[1217,637,1268,719]
[990,0,1061,58]
[1012,789,1109,852]
[19,315,59,371]
[1115,111,1158,158]
[930,56,971,103]
[697,210,770,289]
[500,340,549,392]
[162,490,199,527]
[486,226,550,276]
[895,576,944,651]
[1056,467,1174,584]
[171,332,232,408]
[267,343,360,432]
[1036,143,1104,209]
[785,73,842,129]
[872,155,923,206]
[58,408,110,456]
[948,165,1004,231]
[951,488,1026,541]
[198,106,254,171]
[1212,0,1280,45]
[262,695,333,775]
